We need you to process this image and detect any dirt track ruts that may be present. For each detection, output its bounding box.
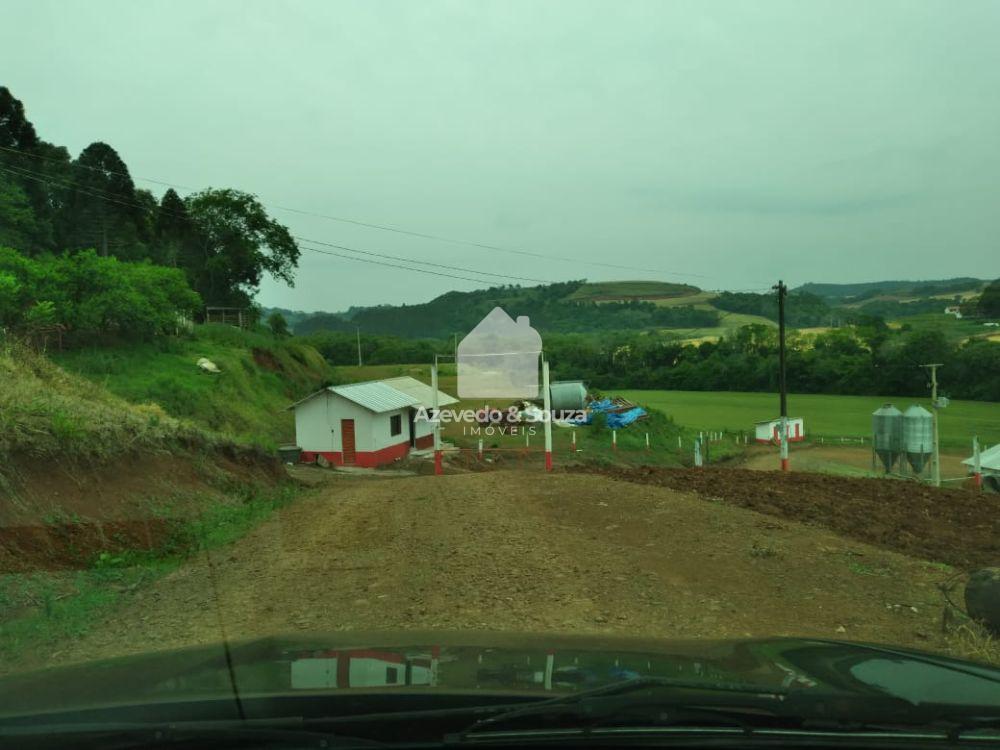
[17,470,957,674]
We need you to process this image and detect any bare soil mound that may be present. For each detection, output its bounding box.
[0,448,284,573]
[576,465,1000,571]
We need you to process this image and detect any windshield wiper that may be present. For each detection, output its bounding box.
[447,676,1000,743]
[450,676,791,739]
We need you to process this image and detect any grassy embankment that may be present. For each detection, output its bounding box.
[0,332,324,669]
[54,324,333,448]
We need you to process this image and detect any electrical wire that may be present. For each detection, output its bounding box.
[0,163,527,286]
[295,236,553,284]
[0,143,711,280]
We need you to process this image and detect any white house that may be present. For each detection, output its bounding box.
[754,417,805,444]
[290,377,458,468]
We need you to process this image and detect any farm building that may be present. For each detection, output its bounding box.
[962,443,1000,492]
[289,377,458,467]
[754,417,805,444]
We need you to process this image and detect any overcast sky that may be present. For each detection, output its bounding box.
[3,0,999,311]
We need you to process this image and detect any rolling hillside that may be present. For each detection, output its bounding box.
[797,277,987,301]
[295,280,718,338]
[291,276,996,345]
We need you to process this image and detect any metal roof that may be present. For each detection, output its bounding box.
[963,443,1000,471]
[380,376,458,408]
[329,381,421,413]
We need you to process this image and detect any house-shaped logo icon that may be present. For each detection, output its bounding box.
[457,307,542,398]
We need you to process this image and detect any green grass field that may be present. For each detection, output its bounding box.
[662,311,777,342]
[617,389,1000,451]
[891,312,998,344]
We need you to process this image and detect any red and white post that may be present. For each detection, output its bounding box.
[477,438,484,461]
[974,436,982,489]
[780,416,790,472]
[431,361,442,475]
[542,359,553,471]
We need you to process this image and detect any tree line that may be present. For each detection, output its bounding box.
[0,86,299,313]
[542,324,1000,402]
[304,322,1000,402]
[296,280,720,338]
[0,248,200,344]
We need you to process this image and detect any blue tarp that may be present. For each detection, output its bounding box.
[572,399,647,428]
[605,406,647,429]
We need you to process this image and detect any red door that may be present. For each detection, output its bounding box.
[341,419,356,464]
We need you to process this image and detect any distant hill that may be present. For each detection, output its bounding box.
[294,280,718,338]
[287,276,996,340]
[797,278,986,301]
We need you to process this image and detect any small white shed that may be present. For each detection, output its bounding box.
[290,377,457,467]
[754,417,805,444]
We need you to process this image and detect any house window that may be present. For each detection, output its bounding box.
[390,414,402,436]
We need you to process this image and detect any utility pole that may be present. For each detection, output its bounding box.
[773,280,789,471]
[922,363,943,487]
[356,327,362,367]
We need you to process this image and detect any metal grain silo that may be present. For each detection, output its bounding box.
[872,404,903,473]
[903,404,933,474]
[549,381,587,412]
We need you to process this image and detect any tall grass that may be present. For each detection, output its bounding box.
[0,338,212,464]
[54,326,333,448]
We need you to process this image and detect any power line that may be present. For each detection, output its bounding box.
[296,236,553,284]
[301,244,493,285]
[0,142,710,280]
[2,160,783,294]
[0,161,550,285]
[0,163,536,287]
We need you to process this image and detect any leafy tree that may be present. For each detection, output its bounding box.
[154,188,198,268]
[0,86,39,154]
[267,311,290,337]
[978,279,1000,318]
[0,247,201,342]
[0,172,40,249]
[0,271,21,327]
[184,189,300,307]
[60,142,146,258]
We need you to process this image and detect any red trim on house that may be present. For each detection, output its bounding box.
[301,440,411,468]
[355,440,410,467]
[414,433,434,449]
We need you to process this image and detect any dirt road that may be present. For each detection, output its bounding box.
[27,470,958,673]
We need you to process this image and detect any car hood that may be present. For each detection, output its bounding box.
[2,631,999,718]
